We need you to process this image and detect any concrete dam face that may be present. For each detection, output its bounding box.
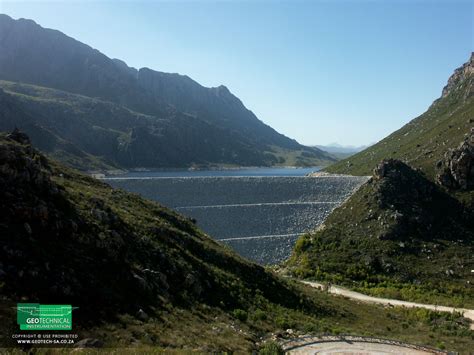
[106,176,368,264]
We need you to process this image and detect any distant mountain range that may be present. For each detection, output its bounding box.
[314,143,370,158]
[0,14,335,171]
[315,143,370,154]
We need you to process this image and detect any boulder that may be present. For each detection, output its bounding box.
[74,338,104,348]
[136,308,149,321]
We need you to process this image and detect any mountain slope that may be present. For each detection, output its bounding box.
[325,53,474,184]
[0,82,296,170]
[0,86,117,171]
[0,131,472,351]
[0,14,334,169]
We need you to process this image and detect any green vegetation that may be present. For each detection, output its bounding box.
[258,341,284,355]
[353,281,473,308]
[0,133,472,352]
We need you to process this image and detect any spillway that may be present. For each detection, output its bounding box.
[105,176,368,264]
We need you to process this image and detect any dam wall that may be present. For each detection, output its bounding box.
[106,176,369,264]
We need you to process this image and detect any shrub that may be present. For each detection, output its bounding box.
[233,309,248,322]
[258,341,284,355]
[293,236,312,254]
[275,316,294,329]
[253,309,267,321]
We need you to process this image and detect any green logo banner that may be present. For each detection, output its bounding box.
[17,303,73,330]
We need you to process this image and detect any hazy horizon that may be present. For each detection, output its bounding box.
[0,0,472,146]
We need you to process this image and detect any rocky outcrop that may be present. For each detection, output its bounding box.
[373,159,401,180]
[6,127,31,145]
[441,52,474,99]
[437,130,474,190]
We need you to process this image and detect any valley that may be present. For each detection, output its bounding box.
[0,7,472,354]
[0,132,472,352]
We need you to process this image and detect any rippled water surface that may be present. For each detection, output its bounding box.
[105,170,368,264]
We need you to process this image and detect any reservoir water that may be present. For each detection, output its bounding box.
[105,168,368,264]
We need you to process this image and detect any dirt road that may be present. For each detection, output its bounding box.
[283,335,444,354]
[302,280,474,330]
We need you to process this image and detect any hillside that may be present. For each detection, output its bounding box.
[0,132,472,351]
[0,86,119,171]
[0,14,334,170]
[288,159,474,308]
[325,53,474,188]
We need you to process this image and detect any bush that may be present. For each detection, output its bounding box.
[253,309,267,321]
[259,341,284,355]
[293,236,311,253]
[275,316,294,330]
[233,309,248,322]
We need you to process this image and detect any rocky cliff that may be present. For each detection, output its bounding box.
[441,53,474,99]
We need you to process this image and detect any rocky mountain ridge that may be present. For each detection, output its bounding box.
[0,14,334,170]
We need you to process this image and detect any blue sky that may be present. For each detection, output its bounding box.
[1,0,472,146]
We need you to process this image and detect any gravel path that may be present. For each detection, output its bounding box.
[302,281,474,330]
[284,336,443,354]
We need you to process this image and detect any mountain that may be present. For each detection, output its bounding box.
[325,53,474,188]
[0,131,472,351]
[0,14,334,170]
[288,54,474,308]
[0,82,286,170]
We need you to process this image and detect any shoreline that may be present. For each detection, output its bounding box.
[89,165,324,178]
